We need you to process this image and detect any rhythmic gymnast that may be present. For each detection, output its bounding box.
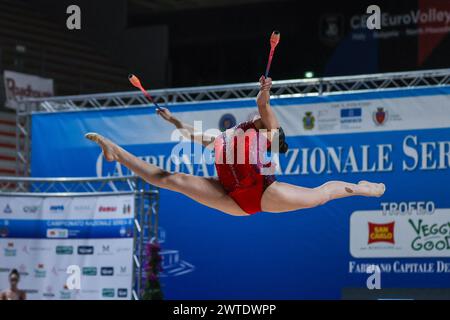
[85,75,385,216]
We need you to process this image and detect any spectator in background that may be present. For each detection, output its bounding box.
[0,269,26,300]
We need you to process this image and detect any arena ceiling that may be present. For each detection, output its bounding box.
[128,0,286,12]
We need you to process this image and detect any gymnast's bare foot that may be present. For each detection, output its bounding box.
[357,180,386,197]
[85,133,120,162]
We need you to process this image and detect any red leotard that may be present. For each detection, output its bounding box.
[214,121,276,214]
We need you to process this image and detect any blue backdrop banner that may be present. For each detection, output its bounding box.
[31,86,450,299]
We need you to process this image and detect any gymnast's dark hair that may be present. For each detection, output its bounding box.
[278,127,289,153]
[273,127,289,154]
[9,268,20,279]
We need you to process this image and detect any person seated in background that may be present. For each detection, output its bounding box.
[0,269,26,300]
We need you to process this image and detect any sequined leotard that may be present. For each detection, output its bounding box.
[214,121,276,214]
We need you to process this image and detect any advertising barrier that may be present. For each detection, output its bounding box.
[0,194,134,300]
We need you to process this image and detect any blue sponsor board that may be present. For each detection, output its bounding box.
[30,87,450,299]
[0,219,133,239]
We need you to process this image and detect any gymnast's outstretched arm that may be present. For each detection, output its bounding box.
[255,76,279,130]
[157,107,216,149]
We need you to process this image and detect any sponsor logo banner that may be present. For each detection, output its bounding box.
[350,209,450,258]
[0,194,134,300]
[0,219,133,239]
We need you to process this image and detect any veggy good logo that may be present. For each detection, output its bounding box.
[368,222,395,244]
[409,219,450,252]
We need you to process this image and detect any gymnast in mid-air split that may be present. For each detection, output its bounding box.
[85,74,385,216]
[85,31,385,216]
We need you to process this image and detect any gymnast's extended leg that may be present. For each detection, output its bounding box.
[261,180,385,213]
[85,133,248,216]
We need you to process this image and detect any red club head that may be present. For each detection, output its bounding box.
[128,74,143,89]
[270,30,280,49]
